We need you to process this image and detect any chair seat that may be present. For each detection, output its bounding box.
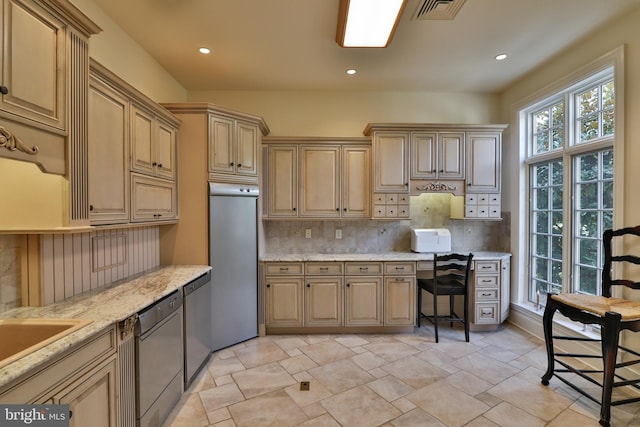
[551,293,640,321]
[418,277,466,295]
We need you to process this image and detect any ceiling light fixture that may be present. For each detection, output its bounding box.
[199,47,211,54]
[346,69,357,75]
[336,0,407,48]
[495,53,507,61]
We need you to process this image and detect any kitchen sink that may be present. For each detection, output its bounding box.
[0,318,92,369]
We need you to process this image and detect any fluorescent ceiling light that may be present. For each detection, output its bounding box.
[336,0,406,48]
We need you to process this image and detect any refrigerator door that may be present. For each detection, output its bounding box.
[209,185,258,351]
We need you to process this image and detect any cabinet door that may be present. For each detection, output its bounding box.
[342,145,370,218]
[373,132,409,193]
[267,145,298,217]
[299,145,340,217]
[131,105,155,175]
[466,132,501,193]
[56,357,117,427]
[265,277,303,327]
[236,121,258,177]
[88,78,129,224]
[384,276,415,326]
[0,0,66,130]
[155,119,177,180]
[209,115,234,174]
[305,277,343,326]
[345,276,382,326]
[130,173,177,222]
[411,132,437,179]
[439,132,465,179]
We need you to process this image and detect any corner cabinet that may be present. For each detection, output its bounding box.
[262,138,371,219]
[88,60,180,225]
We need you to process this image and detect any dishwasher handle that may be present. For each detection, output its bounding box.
[183,270,212,297]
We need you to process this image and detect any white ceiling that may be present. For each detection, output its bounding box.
[92,0,640,93]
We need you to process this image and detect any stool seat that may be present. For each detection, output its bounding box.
[551,293,640,321]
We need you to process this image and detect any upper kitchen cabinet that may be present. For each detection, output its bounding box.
[369,131,410,193]
[411,132,465,180]
[161,103,268,186]
[465,132,502,193]
[88,60,180,226]
[0,0,100,175]
[262,138,371,220]
[131,105,177,181]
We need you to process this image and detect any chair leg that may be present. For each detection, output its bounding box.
[449,295,454,327]
[541,296,558,385]
[433,292,439,343]
[417,287,422,327]
[463,291,469,342]
[599,312,622,427]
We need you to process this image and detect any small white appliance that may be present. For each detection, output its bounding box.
[411,228,452,253]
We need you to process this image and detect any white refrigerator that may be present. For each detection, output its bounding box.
[209,182,259,351]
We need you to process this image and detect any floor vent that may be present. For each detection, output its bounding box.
[413,0,467,20]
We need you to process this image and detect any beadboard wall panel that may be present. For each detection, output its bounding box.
[33,226,159,305]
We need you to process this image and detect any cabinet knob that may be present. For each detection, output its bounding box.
[439,169,444,173]
[306,283,310,287]
[237,163,242,167]
[343,208,347,211]
[467,183,472,186]
[432,169,436,173]
[266,284,271,288]
[0,86,8,95]
[157,163,163,168]
[336,208,339,211]
[292,207,296,211]
[230,162,234,166]
[346,283,350,287]
[152,162,157,167]
[89,204,94,211]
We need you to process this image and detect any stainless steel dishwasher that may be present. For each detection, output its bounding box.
[183,270,212,388]
[135,290,183,427]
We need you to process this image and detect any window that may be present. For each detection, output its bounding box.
[524,70,615,303]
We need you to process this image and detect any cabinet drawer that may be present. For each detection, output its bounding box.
[475,261,499,273]
[385,194,397,204]
[488,194,500,204]
[475,303,499,324]
[373,194,385,204]
[384,262,416,275]
[416,261,433,271]
[477,194,490,205]
[397,205,410,218]
[488,206,501,218]
[475,275,499,287]
[373,205,386,217]
[465,194,477,205]
[397,194,410,205]
[306,262,343,275]
[345,262,383,275]
[476,289,498,301]
[385,206,398,217]
[265,263,304,275]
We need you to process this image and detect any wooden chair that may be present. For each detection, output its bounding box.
[541,226,640,427]
[417,253,473,343]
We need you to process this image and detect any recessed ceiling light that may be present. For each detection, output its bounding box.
[199,47,211,54]
[495,53,508,61]
[346,69,357,75]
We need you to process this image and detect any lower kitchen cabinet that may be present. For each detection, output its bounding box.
[383,262,416,326]
[0,326,117,426]
[305,277,343,326]
[344,276,383,326]
[265,276,304,327]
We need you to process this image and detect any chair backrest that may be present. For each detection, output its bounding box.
[432,253,474,285]
[602,226,640,297]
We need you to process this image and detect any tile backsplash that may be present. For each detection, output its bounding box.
[0,235,21,312]
[264,193,510,254]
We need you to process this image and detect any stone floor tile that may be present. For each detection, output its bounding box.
[227,389,308,427]
[321,385,401,427]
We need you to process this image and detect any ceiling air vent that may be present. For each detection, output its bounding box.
[413,0,467,20]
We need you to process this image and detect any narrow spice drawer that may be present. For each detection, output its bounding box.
[476,288,499,301]
[305,262,344,275]
[265,263,304,275]
[384,262,416,275]
[345,262,383,275]
[475,261,500,274]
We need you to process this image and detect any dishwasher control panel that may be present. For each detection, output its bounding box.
[137,290,182,335]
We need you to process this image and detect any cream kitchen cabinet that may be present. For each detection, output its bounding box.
[88,73,130,225]
[131,104,177,181]
[371,131,410,193]
[472,258,510,327]
[383,262,416,326]
[344,262,383,326]
[0,0,99,176]
[89,60,180,225]
[264,263,304,327]
[209,115,260,183]
[305,262,344,326]
[263,138,371,219]
[0,326,117,427]
[411,132,465,180]
[465,132,502,193]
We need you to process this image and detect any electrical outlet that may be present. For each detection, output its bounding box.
[465,227,473,235]
[305,229,312,239]
[335,229,342,239]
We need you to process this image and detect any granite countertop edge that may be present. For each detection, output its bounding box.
[0,264,211,390]
[260,251,511,262]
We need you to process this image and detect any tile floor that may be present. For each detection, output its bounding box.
[163,323,640,426]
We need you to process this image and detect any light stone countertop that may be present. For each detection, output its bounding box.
[0,265,210,389]
[260,251,511,262]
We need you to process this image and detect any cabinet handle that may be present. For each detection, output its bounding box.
[395,266,405,270]
[320,267,328,271]
[279,267,289,271]
[481,266,492,269]
[481,292,492,296]
[468,183,472,186]
[0,86,8,95]
[482,279,492,283]
[89,204,94,211]
[152,162,157,166]
[157,163,163,168]
[359,267,368,271]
